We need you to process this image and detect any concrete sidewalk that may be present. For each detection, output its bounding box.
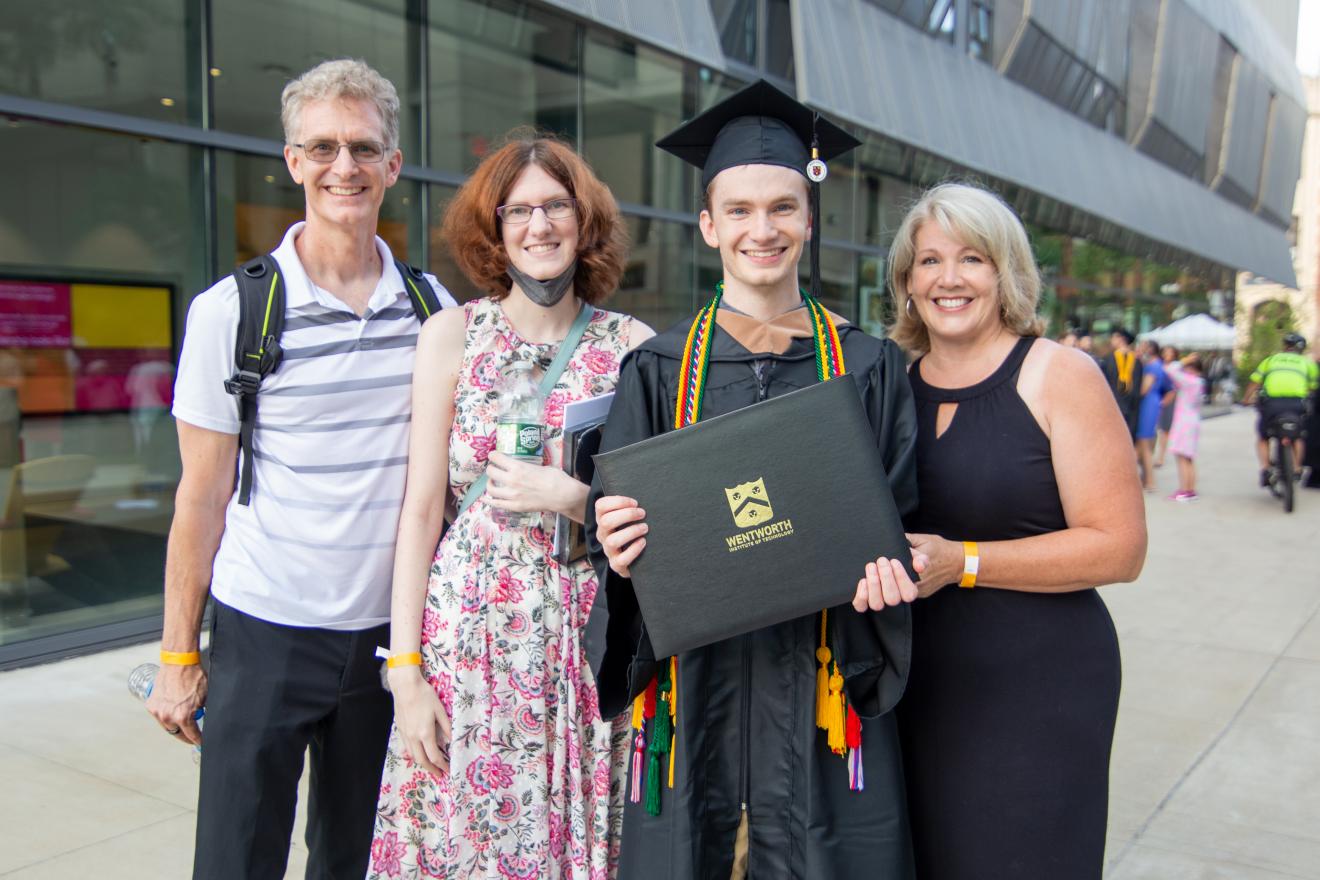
[1,409,1317,878]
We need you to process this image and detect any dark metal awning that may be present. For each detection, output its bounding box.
[537,0,726,71]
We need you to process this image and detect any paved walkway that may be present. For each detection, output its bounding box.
[0,409,1317,878]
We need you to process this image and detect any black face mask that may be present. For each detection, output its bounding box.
[507,259,578,307]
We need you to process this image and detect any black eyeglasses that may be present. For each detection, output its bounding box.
[495,198,577,224]
[294,140,388,164]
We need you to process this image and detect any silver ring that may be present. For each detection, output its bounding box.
[166,725,182,735]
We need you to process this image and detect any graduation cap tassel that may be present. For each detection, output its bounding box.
[809,140,823,304]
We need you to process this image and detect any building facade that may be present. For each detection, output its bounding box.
[0,0,1304,665]
[1236,74,1320,358]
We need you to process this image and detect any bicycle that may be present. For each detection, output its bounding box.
[1263,410,1305,513]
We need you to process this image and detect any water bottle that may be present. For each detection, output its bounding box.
[129,662,204,760]
[494,360,545,527]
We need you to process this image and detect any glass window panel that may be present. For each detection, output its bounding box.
[710,0,757,67]
[428,185,485,304]
[819,148,857,244]
[211,0,418,156]
[0,0,198,124]
[428,0,579,175]
[765,0,795,80]
[799,246,856,320]
[214,152,422,268]
[616,218,697,330]
[583,34,690,213]
[857,253,891,336]
[0,120,205,649]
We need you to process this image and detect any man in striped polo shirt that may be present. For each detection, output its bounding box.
[146,60,456,879]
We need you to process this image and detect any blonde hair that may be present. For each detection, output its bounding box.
[887,182,1044,353]
[281,59,400,151]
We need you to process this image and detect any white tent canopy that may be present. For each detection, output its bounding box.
[1139,313,1236,351]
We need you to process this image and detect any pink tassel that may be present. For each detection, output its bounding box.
[848,746,864,791]
[630,732,645,803]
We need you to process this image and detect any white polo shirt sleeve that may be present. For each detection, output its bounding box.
[172,278,242,435]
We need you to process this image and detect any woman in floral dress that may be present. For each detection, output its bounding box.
[368,134,652,880]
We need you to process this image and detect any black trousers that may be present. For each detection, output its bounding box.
[194,600,392,880]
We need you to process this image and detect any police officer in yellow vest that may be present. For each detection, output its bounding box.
[1245,332,1320,484]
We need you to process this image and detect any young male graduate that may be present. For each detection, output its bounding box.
[587,80,920,879]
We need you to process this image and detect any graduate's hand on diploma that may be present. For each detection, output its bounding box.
[853,556,919,611]
[595,495,648,578]
[388,667,451,778]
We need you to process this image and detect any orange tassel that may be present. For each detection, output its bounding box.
[826,663,846,755]
[815,611,831,730]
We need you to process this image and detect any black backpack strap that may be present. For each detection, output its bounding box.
[394,258,443,323]
[223,255,286,506]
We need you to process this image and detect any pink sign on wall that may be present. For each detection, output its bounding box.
[0,281,72,348]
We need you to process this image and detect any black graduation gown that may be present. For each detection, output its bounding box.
[1100,352,1144,437]
[585,315,919,880]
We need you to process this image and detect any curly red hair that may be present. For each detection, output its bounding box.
[441,132,628,305]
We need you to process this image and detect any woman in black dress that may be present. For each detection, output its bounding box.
[886,183,1148,879]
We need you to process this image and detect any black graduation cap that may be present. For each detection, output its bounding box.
[656,79,860,302]
[656,79,860,189]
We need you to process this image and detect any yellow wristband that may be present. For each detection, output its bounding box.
[386,652,422,669]
[959,541,979,588]
[160,650,201,666]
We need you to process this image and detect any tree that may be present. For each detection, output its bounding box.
[1236,299,1297,395]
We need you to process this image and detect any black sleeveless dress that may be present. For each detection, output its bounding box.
[897,336,1121,879]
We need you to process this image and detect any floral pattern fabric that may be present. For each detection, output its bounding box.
[369,297,634,880]
[1166,362,1204,460]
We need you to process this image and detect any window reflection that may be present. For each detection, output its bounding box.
[583,33,690,213]
[799,246,856,320]
[211,0,418,155]
[0,121,200,646]
[429,185,485,303]
[616,218,697,330]
[428,0,579,174]
[0,0,196,124]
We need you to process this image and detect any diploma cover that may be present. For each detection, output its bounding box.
[593,373,912,657]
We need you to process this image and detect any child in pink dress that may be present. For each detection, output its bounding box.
[1166,354,1205,501]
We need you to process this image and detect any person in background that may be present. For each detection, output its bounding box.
[1305,350,1320,488]
[890,182,1146,880]
[146,59,457,879]
[368,133,649,879]
[1165,353,1205,502]
[1078,333,1096,359]
[1153,345,1179,468]
[1059,330,1078,348]
[1242,333,1318,487]
[1100,328,1144,440]
[1135,340,1170,491]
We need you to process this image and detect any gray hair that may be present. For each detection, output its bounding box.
[280,59,400,152]
[887,182,1044,353]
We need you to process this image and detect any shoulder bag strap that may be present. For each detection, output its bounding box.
[394,258,443,322]
[224,255,285,506]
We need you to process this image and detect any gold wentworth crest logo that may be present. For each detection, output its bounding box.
[725,478,773,528]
